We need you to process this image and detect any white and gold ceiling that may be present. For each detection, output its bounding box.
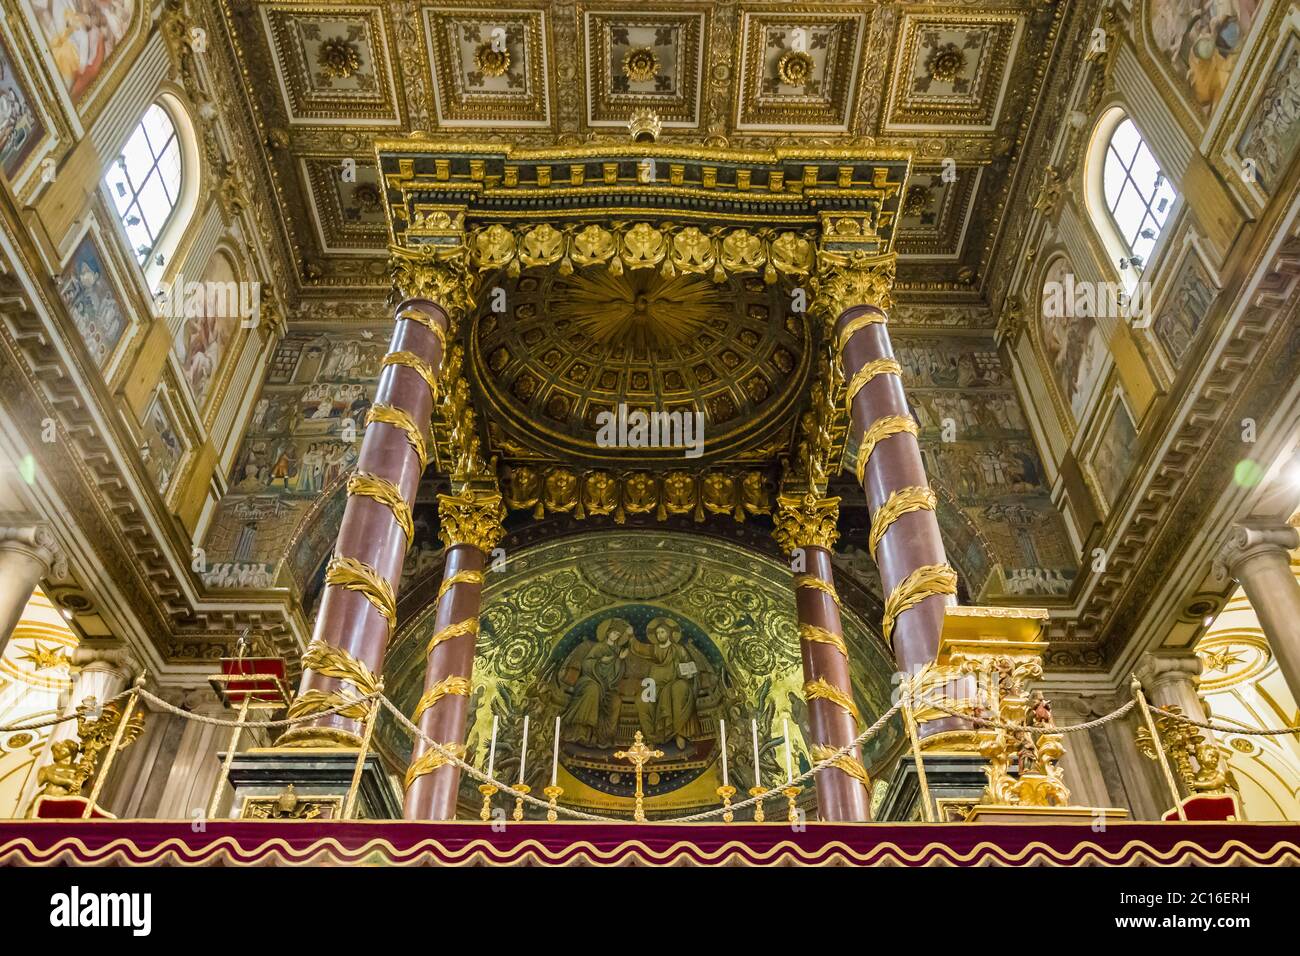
[218,0,1064,295]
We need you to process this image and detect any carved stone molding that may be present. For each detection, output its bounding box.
[0,524,68,580]
[1212,523,1300,584]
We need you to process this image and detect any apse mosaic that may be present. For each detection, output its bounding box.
[201,326,388,589]
[382,532,903,818]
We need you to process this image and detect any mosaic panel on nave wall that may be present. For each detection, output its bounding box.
[890,332,1077,599]
[200,326,389,588]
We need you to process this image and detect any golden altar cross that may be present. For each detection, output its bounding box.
[615,731,664,823]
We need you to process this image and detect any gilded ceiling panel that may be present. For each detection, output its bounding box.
[422,5,554,127]
[580,7,707,129]
[302,158,389,253]
[734,9,867,131]
[896,165,982,260]
[883,11,1022,132]
[260,3,403,125]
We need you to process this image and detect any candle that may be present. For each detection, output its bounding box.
[719,718,729,787]
[551,714,561,787]
[486,715,499,778]
[751,719,761,786]
[518,715,530,784]
[783,717,793,784]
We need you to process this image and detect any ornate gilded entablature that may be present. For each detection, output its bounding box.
[376,140,909,520]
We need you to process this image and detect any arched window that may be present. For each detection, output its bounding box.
[1089,111,1177,282]
[104,103,183,267]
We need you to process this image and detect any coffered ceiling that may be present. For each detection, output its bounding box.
[216,1,1083,301]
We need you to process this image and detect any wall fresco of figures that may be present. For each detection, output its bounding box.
[881,332,1078,598]
[0,37,44,179]
[1090,397,1139,511]
[380,532,903,818]
[56,236,127,369]
[140,392,183,496]
[29,0,136,103]
[1149,0,1260,119]
[1236,30,1300,194]
[174,250,242,412]
[1039,254,1107,425]
[200,326,388,589]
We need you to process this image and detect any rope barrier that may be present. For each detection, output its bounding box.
[12,677,1295,822]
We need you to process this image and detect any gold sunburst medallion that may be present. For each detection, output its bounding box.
[552,270,726,352]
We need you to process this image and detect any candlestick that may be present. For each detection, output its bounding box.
[478,783,497,822]
[719,718,729,787]
[748,786,767,823]
[486,715,498,779]
[551,714,560,787]
[716,784,736,823]
[783,717,793,784]
[782,785,802,823]
[518,715,529,784]
[511,783,530,821]
[543,784,563,822]
[751,718,761,788]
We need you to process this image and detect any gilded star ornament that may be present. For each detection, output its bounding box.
[18,642,71,672]
[926,43,967,83]
[317,38,361,80]
[1200,647,1244,674]
[622,47,660,83]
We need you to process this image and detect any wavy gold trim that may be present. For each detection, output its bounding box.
[882,564,958,646]
[799,623,848,658]
[869,486,937,561]
[810,744,871,789]
[397,307,447,349]
[804,677,861,725]
[438,569,485,601]
[347,471,414,546]
[301,639,378,697]
[382,350,439,402]
[854,415,918,484]
[404,743,466,789]
[845,358,901,409]
[427,617,480,657]
[326,555,397,636]
[836,311,887,354]
[412,675,472,723]
[793,574,841,608]
[367,403,429,472]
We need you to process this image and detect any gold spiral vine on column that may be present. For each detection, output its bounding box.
[301,639,379,696]
[845,357,903,408]
[325,555,397,635]
[382,350,439,403]
[426,617,479,657]
[366,403,429,472]
[881,563,958,646]
[412,675,472,723]
[854,414,919,483]
[347,471,414,546]
[810,744,871,788]
[836,311,887,354]
[793,574,841,608]
[869,486,937,561]
[286,688,371,722]
[437,569,485,602]
[405,742,467,789]
[799,622,849,658]
[804,677,861,725]
[396,306,448,349]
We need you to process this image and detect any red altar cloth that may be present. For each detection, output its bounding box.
[0,819,1296,866]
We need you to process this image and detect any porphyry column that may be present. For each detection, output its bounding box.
[403,486,504,820]
[773,492,871,821]
[280,294,449,747]
[824,254,958,676]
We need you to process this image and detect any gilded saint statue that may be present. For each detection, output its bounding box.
[561,618,632,748]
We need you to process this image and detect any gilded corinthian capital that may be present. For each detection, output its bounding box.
[437,487,506,553]
[389,245,477,319]
[772,492,841,554]
[813,251,896,321]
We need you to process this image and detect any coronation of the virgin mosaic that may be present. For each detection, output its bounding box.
[0,0,1298,920]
